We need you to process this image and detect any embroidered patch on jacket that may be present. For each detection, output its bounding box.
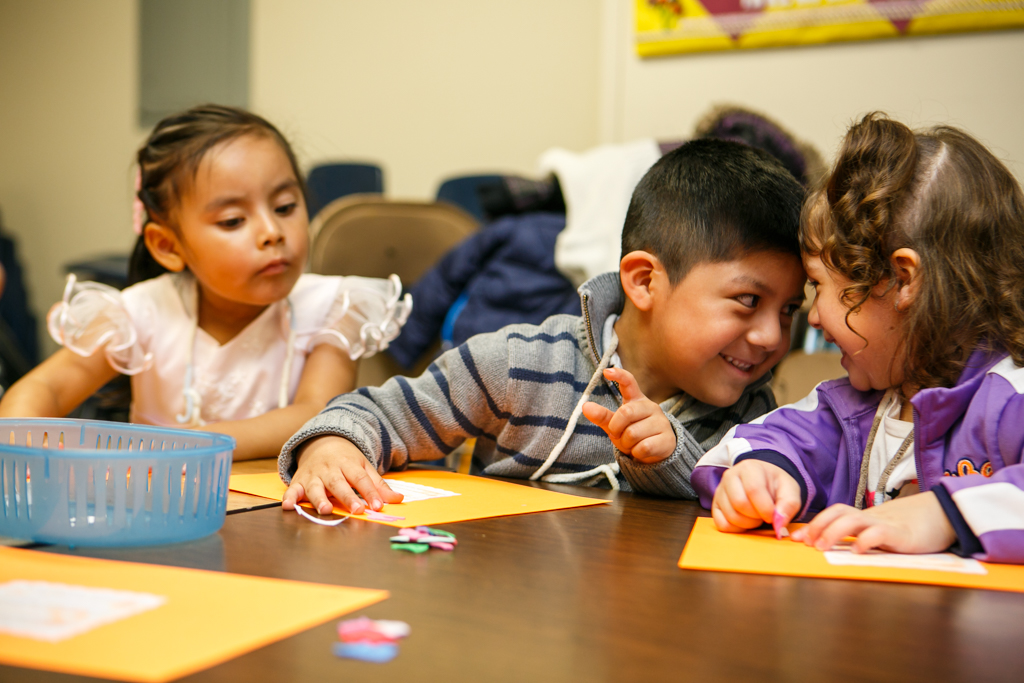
[944,458,994,477]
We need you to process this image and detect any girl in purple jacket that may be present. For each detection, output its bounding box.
[692,113,1024,564]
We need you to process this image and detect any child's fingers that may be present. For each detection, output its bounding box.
[711,501,747,533]
[712,486,763,531]
[582,401,615,431]
[629,430,676,462]
[770,472,803,527]
[302,476,344,515]
[850,523,898,554]
[337,460,387,512]
[718,472,756,521]
[794,503,856,547]
[282,482,304,511]
[608,409,660,451]
[316,463,371,514]
[720,465,770,523]
[811,512,873,552]
[738,469,781,525]
[602,367,645,403]
[364,461,404,504]
[604,400,655,440]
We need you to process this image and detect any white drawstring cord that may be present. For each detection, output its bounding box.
[541,462,621,491]
[278,298,296,410]
[530,333,619,482]
[176,322,202,426]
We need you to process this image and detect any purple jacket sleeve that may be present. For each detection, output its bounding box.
[933,388,1024,564]
[691,383,848,519]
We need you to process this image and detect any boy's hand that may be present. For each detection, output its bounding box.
[582,367,676,464]
[282,435,403,515]
[791,492,957,555]
[711,459,802,533]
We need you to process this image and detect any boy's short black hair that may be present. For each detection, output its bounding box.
[621,138,804,283]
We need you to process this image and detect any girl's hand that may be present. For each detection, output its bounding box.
[282,435,403,515]
[711,459,802,533]
[582,367,676,463]
[791,492,957,555]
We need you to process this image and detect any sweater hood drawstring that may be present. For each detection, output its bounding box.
[529,331,620,489]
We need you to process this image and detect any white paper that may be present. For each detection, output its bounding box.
[824,549,988,575]
[0,580,166,642]
[384,480,461,503]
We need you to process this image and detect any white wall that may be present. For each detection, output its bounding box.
[602,3,1024,179]
[250,0,603,198]
[0,0,143,355]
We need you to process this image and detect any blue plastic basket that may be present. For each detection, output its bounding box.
[0,418,234,547]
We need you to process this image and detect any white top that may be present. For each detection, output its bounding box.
[865,392,917,506]
[539,139,661,287]
[48,272,411,427]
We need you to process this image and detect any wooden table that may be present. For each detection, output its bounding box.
[2,459,1023,682]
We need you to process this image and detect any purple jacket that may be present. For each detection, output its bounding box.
[692,347,1024,564]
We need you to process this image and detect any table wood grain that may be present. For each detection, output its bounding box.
[3,479,1022,683]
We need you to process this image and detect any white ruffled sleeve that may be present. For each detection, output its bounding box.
[309,274,413,360]
[46,274,153,375]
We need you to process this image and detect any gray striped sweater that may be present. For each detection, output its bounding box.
[278,272,776,498]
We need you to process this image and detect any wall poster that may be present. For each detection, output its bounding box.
[637,0,1024,56]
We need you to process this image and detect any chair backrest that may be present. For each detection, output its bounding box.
[435,174,503,223]
[310,195,478,285]
[309,195,479,387]
[306,163,384,219]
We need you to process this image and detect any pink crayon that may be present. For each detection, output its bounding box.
[772,510,789,540]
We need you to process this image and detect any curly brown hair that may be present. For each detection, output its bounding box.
[801,112,1024,391]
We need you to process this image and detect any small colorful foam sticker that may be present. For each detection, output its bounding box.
[417,526,455,538]
[389,526,457,552]
[390,543,430,554]
[333,642,398,663]
[369,619,411,640]
[334,617,410,662]
[364,510,406,522]
[338,617,410,642]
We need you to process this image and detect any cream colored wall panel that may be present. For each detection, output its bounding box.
[0,0,144,355]
[251,0,603,199]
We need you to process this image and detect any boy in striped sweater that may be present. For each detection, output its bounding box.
[280,139,808,514]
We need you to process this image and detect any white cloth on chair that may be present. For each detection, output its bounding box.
[539,139,661,287]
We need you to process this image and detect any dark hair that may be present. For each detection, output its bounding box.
[802,112,1024,391]
[128,104,306,286]
[621,138,805,284]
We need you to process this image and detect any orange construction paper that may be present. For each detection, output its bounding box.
[0,548,387,682]
[229,470,608,527]
[679,517,1024,593]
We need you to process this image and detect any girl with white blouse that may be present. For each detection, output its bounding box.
[0,105,409,460]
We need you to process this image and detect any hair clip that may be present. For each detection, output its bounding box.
[132,167,147,236]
